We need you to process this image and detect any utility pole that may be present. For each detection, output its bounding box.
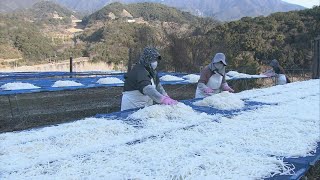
[312,36,320,79]
[69,33,77,77]
[127,48,133,72]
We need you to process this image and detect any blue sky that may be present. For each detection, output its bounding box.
[282,0,319,8]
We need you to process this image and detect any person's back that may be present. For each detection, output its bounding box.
[124,63,156,93]
[121,47,177,111]
[195,53,234,98]
[269,59,290,85]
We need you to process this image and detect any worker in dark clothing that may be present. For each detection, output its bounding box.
[263,59,290,85]
[121,47,178,111]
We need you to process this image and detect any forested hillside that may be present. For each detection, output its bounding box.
[0,2,318,73]
[1,0,305,21]
[0,0,40,13]
[199,6,319,71]
[11,1,77,25]
[0,1,84,66]
[0,15,55,62]
[79,3,319,73]
[83,2,202,25]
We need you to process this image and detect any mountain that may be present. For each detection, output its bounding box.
[0,0,306,21]
[0,0,41,13]
[79,5,319,73]
[83,2,201,25]
[79,2,209,65]
[0,2,82,64]
[0,14,56,62]
[51,0,109,14]
[14,1,76,21]
[53,0,306,21]
[148,0,306,21]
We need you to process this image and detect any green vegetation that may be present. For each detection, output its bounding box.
[126,2,200,24]
[83,2,202,25]
[204,7,320,70]
[80,20,163,64]
[1,1,318,73]
[0,15,56,62]
[81,3,319,73]
[80,2,216,72]
[11,1,75,26]
[0,1,84,65]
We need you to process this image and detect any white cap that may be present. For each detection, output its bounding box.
[212,53,227,65]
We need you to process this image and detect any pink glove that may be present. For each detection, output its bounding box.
[222,83,234,93]
[262,72,274,77]
[204,87,214,94]
[262,70,275,77]
[160,96,178,105]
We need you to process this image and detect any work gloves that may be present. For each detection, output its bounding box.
[204,87,214,94]
[222,83,234,93]
[160,96,178,105]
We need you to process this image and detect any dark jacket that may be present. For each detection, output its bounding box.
[124,63,160,94]
[273,66,291,83]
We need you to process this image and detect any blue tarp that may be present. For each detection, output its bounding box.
[0,71,125,80]
[267,142,320,180]
[0,72,194,96]
[0,71,187,80]
[95,100,319,179]
[0,76,124,95]
[0,71,273,96]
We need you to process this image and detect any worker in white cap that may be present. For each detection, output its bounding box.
[195,53,234,98]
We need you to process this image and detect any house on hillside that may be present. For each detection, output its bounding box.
[121,9,135,23]
[52,11,63,19]
[108,12,116,20]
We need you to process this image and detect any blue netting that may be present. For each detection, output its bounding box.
[0,71,269,81]
[0,71,187,80]
[0,72,195,95]
[181,98,276,117]
[95,99,319,179]
[267,142,320,180]
[0,71,272,96]
[0,71,125,80]
[0,76,124,95]
[228,76,271,81]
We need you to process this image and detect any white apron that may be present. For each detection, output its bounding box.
[195,74,223,98]
[121,79,155,111]
[276,74,287,85]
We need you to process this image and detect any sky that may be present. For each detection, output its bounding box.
[0,79,319,179]
[282,0,319,8]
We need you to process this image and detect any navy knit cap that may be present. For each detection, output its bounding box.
[270,59,279,68]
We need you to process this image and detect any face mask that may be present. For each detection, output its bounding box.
[150,61,158,70]
[214,62,224,71]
